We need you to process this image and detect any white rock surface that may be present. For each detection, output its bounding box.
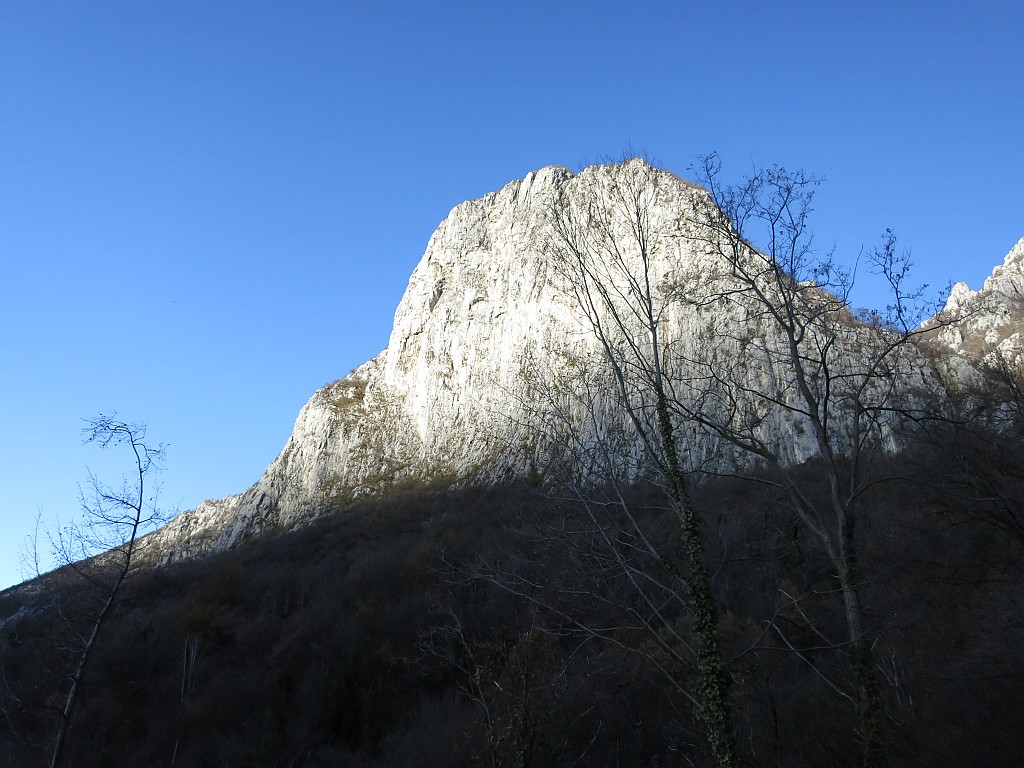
[928,237,1024,367]
[147,162,1024,562]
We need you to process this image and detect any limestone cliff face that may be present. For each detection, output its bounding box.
[148,162,1024,562]
[929,237,1024,366]
[151,165,578,559]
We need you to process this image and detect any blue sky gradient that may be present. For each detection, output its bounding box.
[2,1,1021,589]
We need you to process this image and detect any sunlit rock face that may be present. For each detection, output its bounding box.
[149,161,1024,561]
[929,237,1024,367]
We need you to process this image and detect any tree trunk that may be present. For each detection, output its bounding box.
[656,393,738,768]
[838,561,887,768]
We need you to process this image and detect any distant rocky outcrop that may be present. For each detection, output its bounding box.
[928,237,1024,365]
[145,161,1024,564]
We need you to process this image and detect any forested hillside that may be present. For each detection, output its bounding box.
[2,441,1021,767]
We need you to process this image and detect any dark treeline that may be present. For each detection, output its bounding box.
[1,435,1021,768]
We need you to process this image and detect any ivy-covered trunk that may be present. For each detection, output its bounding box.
[656,391,738,768]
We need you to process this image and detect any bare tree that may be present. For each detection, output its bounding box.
[534,158,739,768]
[46,415,169,768]
[680,154,941,768]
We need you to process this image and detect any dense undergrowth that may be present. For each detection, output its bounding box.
[1,449,1021,768]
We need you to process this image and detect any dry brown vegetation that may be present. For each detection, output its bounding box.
[2,439,1022,768]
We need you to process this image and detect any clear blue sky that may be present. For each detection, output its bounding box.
[2,1,1021,590]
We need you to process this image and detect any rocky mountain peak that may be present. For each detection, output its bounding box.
[145,163,1024,564]
[929,237,1024,364]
